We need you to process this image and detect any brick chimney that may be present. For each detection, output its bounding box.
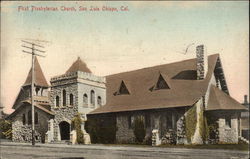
[196,45,208,80]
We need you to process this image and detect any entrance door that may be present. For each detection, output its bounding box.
[59,121,70,140]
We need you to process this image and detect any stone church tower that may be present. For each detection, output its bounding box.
[7,57,53,143]
[47,57,106,142]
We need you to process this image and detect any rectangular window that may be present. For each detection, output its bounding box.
[145,114,151,128]
[225,116,231,128]
[28,111,32,125]
[22,114,26,125]
[128,115,134,129]
[166,113,173,130]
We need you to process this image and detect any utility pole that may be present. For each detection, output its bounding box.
[21,40,45,146]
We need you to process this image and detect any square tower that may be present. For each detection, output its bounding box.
[49,57,106,142]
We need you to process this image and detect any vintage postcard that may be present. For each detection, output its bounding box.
[1,1,249,159]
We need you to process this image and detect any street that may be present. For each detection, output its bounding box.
[0,142,249,159]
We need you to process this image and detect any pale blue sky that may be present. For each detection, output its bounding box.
[1,1,249,113]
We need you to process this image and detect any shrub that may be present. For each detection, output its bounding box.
[133,116,146,143]
[72,113,84,144]
[85,115,116,144]
[0,119,12,139]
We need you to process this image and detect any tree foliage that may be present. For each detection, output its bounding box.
[71,113,84,144]
[85,116,116,144]
[185,106,197,143]
[0,119,12,139]
[133,116,146,143]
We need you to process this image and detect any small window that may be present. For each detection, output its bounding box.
[128,115,135,129]
[225,116,231,128]
[114,80,130,96]
[166,114,173,130]
[69,94,74,106]
[155,74,170,90]
[83,94,88,106]
[90,90,95,106]
[35,112,38,124]
[62,90,66,106]
[145,114,151,128]
[97,96,102,106]
[22,114,26,125]
[28,110,32,125]
[35,87,40,95]
[56,96,60,107]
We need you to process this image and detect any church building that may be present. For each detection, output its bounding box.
[87,45,247,145]
[7,57,106,143]
[7,45,247,145]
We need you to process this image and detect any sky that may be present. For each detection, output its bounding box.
[1,1,249,114]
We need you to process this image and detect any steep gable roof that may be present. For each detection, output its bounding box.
[90,54,219,114]
[66,57,91,74]
[23,57,49,87]
[206,85,246,111]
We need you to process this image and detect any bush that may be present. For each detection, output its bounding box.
[85,115,116,144]
[72,113,84,144]
[185,106,197,143]
[0,119,12,139]
[133,116,146,143]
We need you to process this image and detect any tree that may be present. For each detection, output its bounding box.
[72,114,84,144]
[133,116,146,143]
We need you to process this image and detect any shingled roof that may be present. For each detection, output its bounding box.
[23,57,49,87]
[206,85,247,111]
[7,100,54,120]
[66,57,91,74]
[90,54,220,114]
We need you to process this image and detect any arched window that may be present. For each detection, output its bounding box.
[63,90,66,106]
[83,94,88,105]
[90,90,95,106]
[28,110,32,125]
[56,96,60,107]
[97,96,102,106]
[22,114,26,125]
[35,112,38,124]
[69,94,74,106]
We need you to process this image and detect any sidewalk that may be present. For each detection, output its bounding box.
[1,140,249,154]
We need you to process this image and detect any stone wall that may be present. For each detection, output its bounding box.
[218,113,239,143]
[12,104,51,143]
[50,83,78,141]
[208,111,240,144]
[115,108,186,144]
[116,114,135,143]
[49,71,106,142]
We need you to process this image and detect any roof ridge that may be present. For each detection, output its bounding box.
[106,54,219,77]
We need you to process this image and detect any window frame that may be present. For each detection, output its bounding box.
[22,114,26,125]
[225,115,231,128]
[62,89,66,106]
[83,93,88,106]
[55,96,60,107]
[69,93,74,106]
[90,90,95,106]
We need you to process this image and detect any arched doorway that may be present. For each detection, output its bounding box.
[59,121,70,140]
